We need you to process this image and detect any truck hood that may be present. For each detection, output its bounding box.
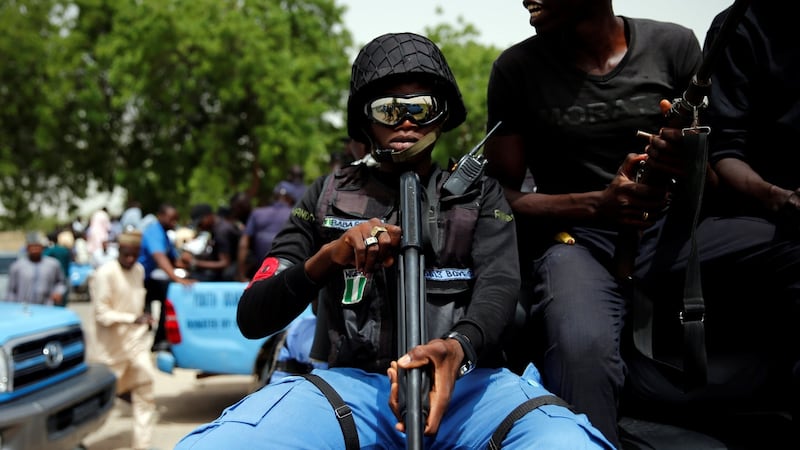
[0,301,81,343]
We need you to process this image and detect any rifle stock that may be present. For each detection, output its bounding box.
[397,171,429,450]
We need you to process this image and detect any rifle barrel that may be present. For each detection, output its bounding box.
[614,0,752,280]
[399,171,428,450]
[696,0,752,84]
[684,0,752,108]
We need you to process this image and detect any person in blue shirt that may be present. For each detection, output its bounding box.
[138,203,194,351]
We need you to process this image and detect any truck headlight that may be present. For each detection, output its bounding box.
[0,346,9,393]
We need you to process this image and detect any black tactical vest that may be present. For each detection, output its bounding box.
[310,163,482,372]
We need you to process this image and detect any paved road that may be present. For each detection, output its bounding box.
[69,300,256,450]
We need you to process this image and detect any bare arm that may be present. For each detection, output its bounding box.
[485,134,666,227]
[50,262,67,305]
[714,158,797,213]
[237,234,251,281]
[153,251,193,285]
[192,252,231,272]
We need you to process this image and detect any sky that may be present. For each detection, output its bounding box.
[341,0,736,53]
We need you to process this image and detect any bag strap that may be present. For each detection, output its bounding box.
[631,129,709,390]
[680,130,709,389]
[630,0,753,389]
[300,373,360,450]
[487,394,573,450]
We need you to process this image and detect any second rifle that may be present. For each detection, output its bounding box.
[611,0,752,281]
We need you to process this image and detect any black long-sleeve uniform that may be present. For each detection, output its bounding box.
[236,163,520,373]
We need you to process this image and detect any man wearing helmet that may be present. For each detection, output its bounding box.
[176,32,612,449]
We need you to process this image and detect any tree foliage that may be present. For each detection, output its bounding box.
[424,17,504,168]
[1,0,353,226]
[0,0,71,227]
[0,1,503,229]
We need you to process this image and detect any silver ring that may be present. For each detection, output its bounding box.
[642,211,649,221]
[364,236,379,247]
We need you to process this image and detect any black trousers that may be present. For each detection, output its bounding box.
[144,277,170,344]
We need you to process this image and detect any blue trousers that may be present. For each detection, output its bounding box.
[176,364,613,449]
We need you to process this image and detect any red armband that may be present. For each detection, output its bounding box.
[248,256,281,287]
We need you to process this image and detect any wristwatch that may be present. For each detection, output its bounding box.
[442,331,477,378]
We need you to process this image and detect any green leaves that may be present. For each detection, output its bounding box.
[0,0,498,228]
[425,20,503,167]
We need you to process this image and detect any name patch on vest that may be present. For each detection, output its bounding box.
[424,268,474,281]
[323,216,367,230]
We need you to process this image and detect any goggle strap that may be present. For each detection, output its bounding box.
[389,126,442,163]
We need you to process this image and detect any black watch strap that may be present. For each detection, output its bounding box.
[442,331,477,378]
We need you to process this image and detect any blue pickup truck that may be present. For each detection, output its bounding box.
[0,251,117,450]
[154,281,313,385]
[0,301,117,450]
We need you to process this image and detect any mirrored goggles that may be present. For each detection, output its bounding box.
[365,94,446,127]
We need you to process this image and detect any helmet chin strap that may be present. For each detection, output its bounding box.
[371,127,442,163]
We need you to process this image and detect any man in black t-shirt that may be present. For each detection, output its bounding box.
[185,203,235,281]
[484,1,702,446]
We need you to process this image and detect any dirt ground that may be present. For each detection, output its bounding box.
[0,231,24,252]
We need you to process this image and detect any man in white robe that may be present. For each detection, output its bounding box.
[89,231,157,450]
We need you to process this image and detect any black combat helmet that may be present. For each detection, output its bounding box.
[347,32,467,148]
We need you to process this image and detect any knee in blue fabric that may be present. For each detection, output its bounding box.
[501,409,614,450]
[505,364,615,449]
[175,376,348,449]
[520,362,544,387]
[214,379,297,425]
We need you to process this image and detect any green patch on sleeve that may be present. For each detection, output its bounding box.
[494,209,514,222]
[292,207,315,222]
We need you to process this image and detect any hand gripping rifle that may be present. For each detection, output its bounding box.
[396,123,503,448]
[397,170,428,450]
[613,0,752,281]
[612,0,752,389]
